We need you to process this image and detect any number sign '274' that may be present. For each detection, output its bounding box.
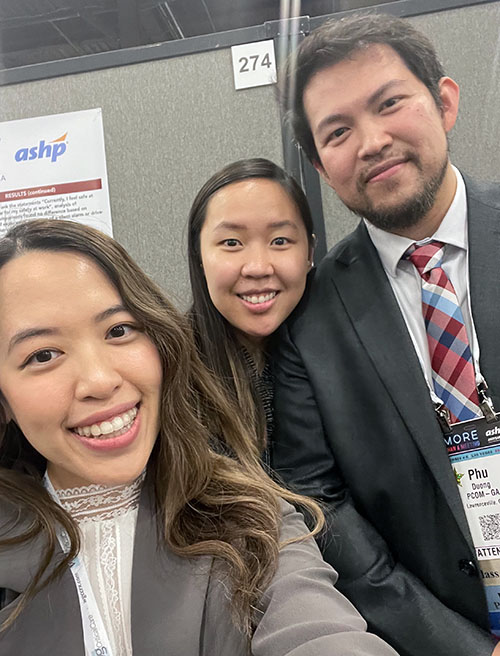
[231,40,277,90]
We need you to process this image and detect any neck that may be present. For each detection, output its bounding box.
[47,463,144,491]
[390,163,457,241]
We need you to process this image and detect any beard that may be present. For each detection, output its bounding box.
[345,153,448,233]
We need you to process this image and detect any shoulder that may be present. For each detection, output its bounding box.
[315,223,367,279]
[0,498,49,594]
[281,223,365,332]
[252,498,399,655]
[269,498,340,588]
[0,497,31,537]
[463,173,500,211]
[276,500,331,559]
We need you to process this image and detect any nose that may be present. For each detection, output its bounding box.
[240,245,274,278]
[75,349,123,401]
[357,118,393,160]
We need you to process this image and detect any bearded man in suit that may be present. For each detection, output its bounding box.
[273,13,500,656]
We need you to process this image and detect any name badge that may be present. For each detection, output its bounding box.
[444,415,500,636]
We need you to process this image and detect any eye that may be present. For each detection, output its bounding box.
[325,126,349,145]
[106,323,135,339]
[380,97,400,111]
[221,238,242,248]
[333,127,347,138]
[23,348,61,367]
[271,237,290,246]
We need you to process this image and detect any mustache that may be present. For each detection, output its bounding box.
[358,151,421,186]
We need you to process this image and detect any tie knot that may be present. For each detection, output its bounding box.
[404,240,445,276]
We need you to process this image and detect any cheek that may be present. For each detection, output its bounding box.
[401,103,442,143]
[202,258,237,300]
[146,347,163,391]
[280,253,310,292]
[322,149,356,189]
[126,341,163,392]
[3,384,64,448]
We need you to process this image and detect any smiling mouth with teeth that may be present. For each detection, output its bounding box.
[239,291,277,305]
[72,406,138,440]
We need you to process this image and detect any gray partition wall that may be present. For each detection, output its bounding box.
[1,0,499,304]
[0,48,284,306]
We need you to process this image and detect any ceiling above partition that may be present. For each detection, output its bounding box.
[0,0,396,69]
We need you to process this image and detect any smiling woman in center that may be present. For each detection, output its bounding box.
[188,158,315,457]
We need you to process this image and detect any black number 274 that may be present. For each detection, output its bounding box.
[239,52,272,73]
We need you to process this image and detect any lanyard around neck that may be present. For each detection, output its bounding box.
[44,473,115,656]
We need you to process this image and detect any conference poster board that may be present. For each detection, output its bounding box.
[0,108,112,237]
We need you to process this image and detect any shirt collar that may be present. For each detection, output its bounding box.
[365,166,467,278]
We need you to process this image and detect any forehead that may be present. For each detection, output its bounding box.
[304,44,422,120]
[0,251,119,331]
[203,178,302,227]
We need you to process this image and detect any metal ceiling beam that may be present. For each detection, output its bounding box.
[0,9,81,29]
[159,2,185,39]
[199,0,217,32]
[80,8,117,41]
[50,19,85,55]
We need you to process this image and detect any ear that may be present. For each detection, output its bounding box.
[307,235,316,271]
[313,158,332,187]
[438,77,460,133]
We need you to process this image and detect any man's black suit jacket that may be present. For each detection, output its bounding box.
[272,175,500,656]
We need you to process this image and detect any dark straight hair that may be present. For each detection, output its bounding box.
[187,158,314,452]
[279,13,446,165]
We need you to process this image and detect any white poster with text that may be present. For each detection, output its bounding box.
[0,108,112,237]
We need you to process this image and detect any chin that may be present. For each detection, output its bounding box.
[92,466,146,488]
[246,328,274,342]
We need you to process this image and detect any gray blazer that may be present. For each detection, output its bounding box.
[0,487,398,655]
[272,175,500,656]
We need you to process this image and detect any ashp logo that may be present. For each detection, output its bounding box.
[15,132,68,163]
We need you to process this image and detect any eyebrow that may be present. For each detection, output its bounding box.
[316,79,406,135]
[212,221,245,232]
[212,220,300,232]
[94,304,128,323]
[7,304,129,353]
[366,79,405,107]
[268,220,300,231]
[8,327,59,354]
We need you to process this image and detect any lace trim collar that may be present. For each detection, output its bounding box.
[55,471,145,523]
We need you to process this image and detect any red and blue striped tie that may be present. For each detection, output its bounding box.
[405,240,480,423]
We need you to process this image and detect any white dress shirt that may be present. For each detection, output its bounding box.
[365,167,480,404]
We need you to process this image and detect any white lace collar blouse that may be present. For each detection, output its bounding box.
[55,473,145,656]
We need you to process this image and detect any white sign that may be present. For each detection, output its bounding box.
[231,40,277,90]
[0,108,113,237]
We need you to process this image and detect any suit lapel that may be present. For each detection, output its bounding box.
[331,222,473,544]
[131,486,213,655]
[466,175,500,407]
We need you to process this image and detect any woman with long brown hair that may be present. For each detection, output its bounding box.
[0,219,396,656]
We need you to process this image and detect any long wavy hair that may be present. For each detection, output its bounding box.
[0,219,322,636]
[188,158,315,453]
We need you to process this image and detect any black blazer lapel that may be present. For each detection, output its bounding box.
[331,222,473,545]
[466,175,500,407]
